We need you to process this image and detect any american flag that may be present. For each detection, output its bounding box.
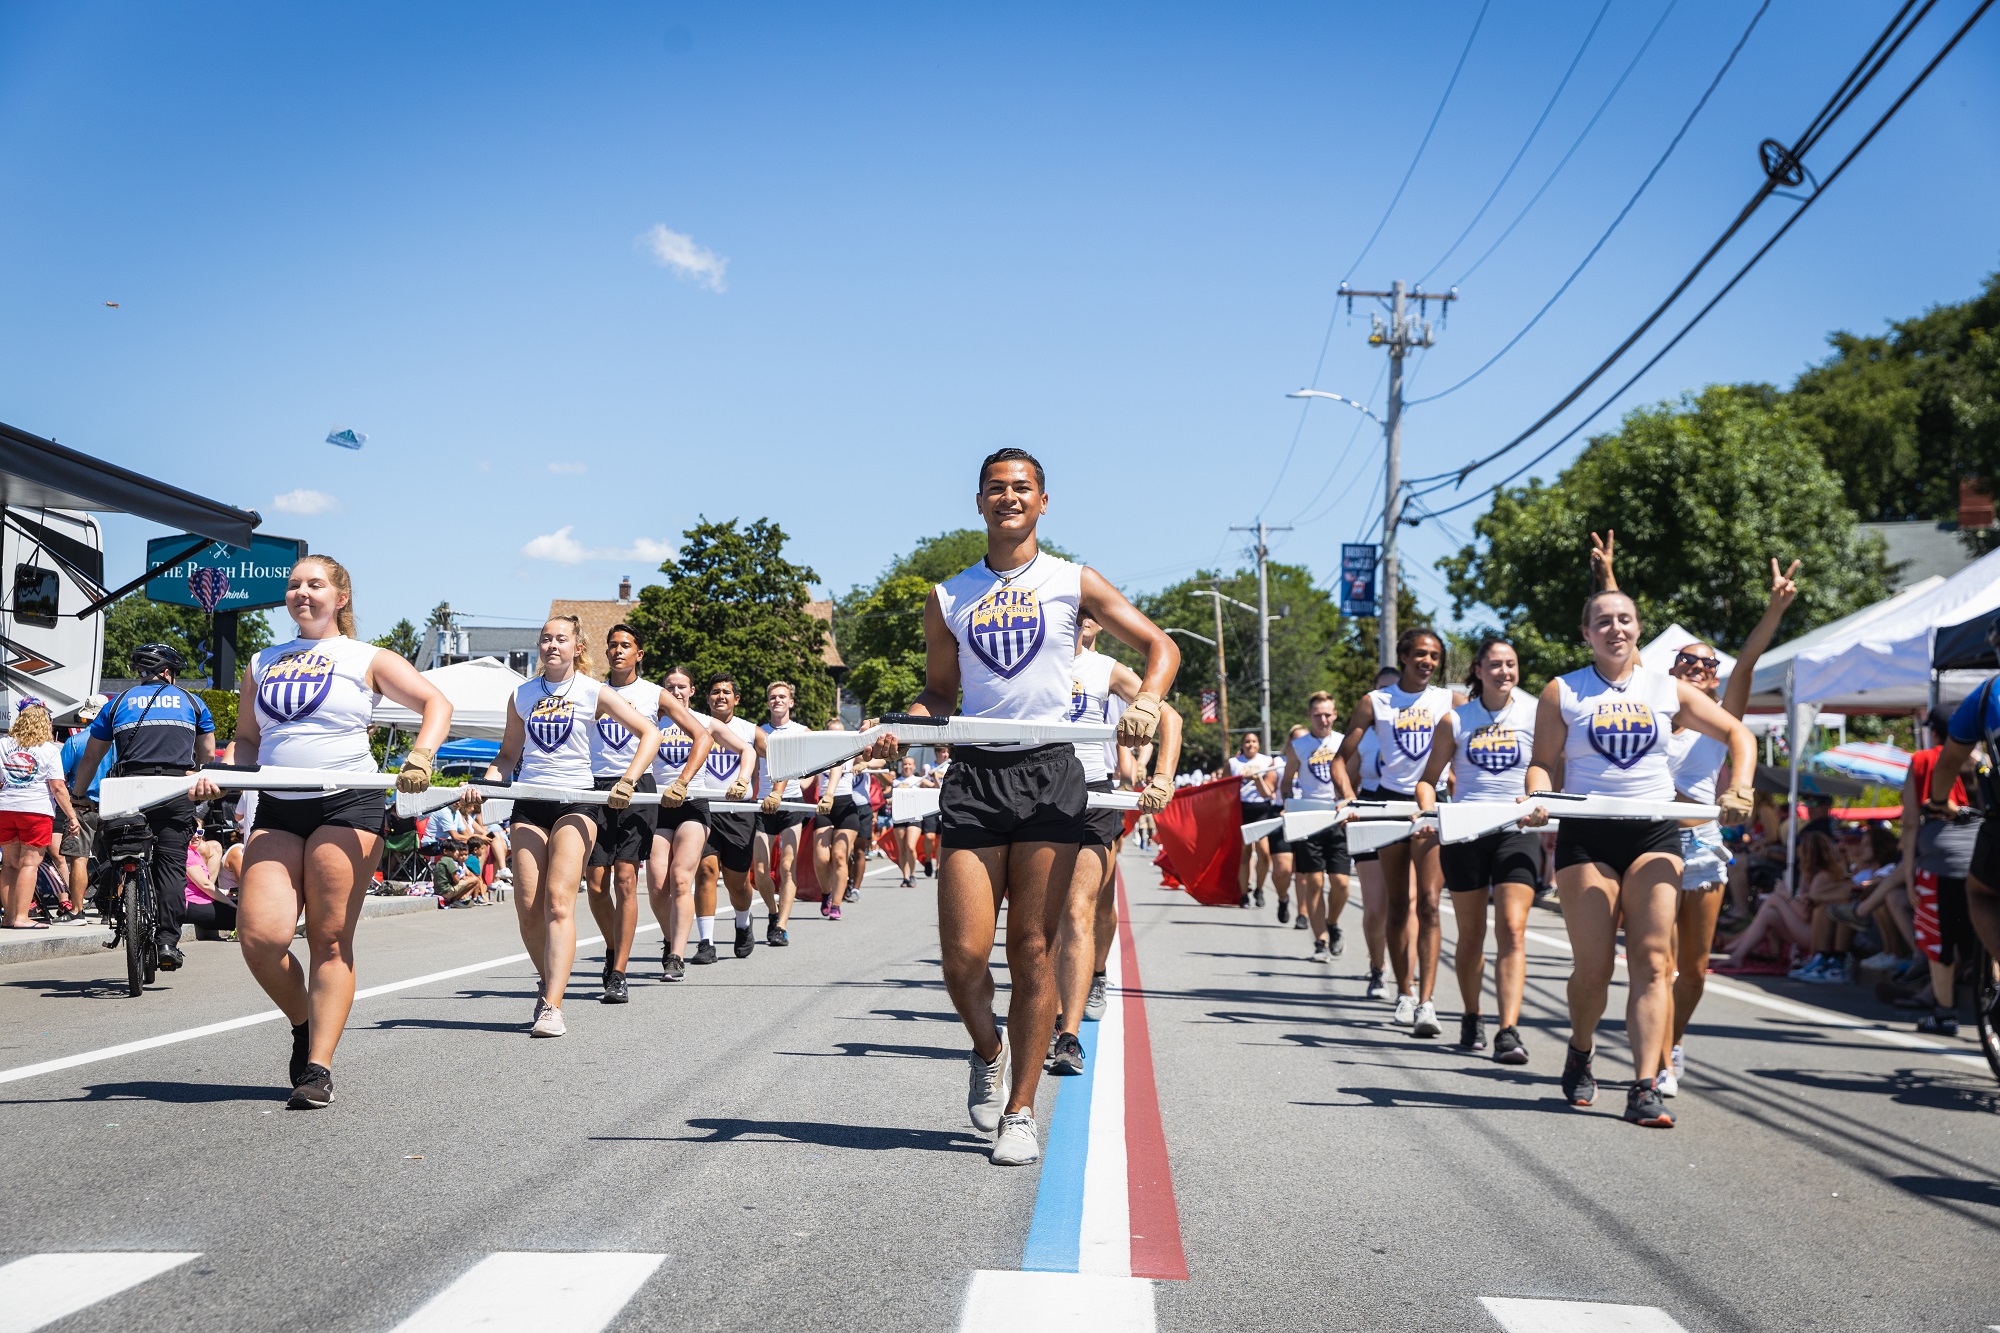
[1200,691,1218,724]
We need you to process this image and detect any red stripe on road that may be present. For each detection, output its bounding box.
[1116,865,1189,1281]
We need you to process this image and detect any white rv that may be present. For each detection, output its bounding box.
[1,506,105,722]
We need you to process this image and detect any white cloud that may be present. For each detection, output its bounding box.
[638,224,728,292]
[272,488,340,515]
[521,526,676,566]
[547,462,587,475]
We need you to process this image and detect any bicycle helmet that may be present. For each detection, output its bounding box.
[129,642,186,680]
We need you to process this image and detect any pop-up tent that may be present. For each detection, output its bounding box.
[1639,624,1737,677]
[1785,546,2000,708]
[1741,575,1947,710]
[372,655,527,740]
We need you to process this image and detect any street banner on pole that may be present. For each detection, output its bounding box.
[1199,690,1218,723]
[1340,544,1378,618]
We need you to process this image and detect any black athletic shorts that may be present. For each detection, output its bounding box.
[760,808,810,838]
[706,809,756,873]
[920,813,940,835]
[825,796,869,835]
[1442,827,1542,894]
[1289,824,1351,876]
[589,773,657,867]
[1554,818,1680,877]
[511,799,597,833]
[657,797,710,836]
[1241,799,1282,826]
[255,788,385,839]
[1082,778,1127,848]
[940,743,1087,849]
[1970,818,2000,890]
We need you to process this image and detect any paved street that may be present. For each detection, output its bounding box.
[2,849,1996,1332]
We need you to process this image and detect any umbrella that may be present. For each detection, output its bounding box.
[1812,742,1911,786]
[1753,764,1868,799]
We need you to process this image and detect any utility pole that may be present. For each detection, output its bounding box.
[1229,520,1290,753]
[1338,279,1456,666]
[1209,577,1230,751]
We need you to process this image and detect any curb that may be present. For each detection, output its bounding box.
[0,895,444,968]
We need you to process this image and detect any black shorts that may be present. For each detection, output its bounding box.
[1554,818,1681,877]
[1442,828,1542,894]
[760,809,810,838]
[511,799,597,833]
[657,798,711,835]
[920,813,940,835]
[1241,799,1282,826]
[589,774,657,867]
[705,810,756,873]
[254,788,384,839]
[825,796,869,835]
[1970,818,2000,890]
[1083,779,1127,848]
[1289,824,1351,877]
[940,743,1087,850]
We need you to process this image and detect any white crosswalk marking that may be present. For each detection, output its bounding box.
[390,1252,665,1332]
[959,1270,1155,1332]
[0,1252,200,1333]
[1481,1297,1689,1332]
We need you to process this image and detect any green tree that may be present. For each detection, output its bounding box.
[1441,384,1891,686]
[371,618,423,664]
[627,517,835,725]
[100,594,273,684]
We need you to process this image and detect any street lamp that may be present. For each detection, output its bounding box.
[1287,388,1385,429]
[1288,387,1396,665]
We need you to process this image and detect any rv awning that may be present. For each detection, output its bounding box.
[0,420,260,547]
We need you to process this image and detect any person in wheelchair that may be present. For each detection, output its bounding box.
[68,643,218,970]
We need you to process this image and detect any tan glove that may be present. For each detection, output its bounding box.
[606,777,636,810]
[397,747,434,795]
[1139,771,1173,815]
[761,793,782,815]
[1718,783,1754,824]
[726,776,751,801]
[661,776,689,808]
[1118,692,1163,745]
[817,791,835,816]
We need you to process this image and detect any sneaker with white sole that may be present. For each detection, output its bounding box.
[1655,1068,1680,1098]
[1365,969,1389,1001]
[1411,1000,1441,1038]
[1669,1043,1685,1078]
[967,1037,1009,1133]
[990,1110,1041,1166]
[531,1004,566,1038]
[1083,972,1109,1022]
[1392,992,1416,1026]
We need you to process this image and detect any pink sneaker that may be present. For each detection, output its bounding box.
[827,903,843,920]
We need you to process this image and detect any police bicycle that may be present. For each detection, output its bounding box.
[93,815,160,996]
[1973,939,2000,1085]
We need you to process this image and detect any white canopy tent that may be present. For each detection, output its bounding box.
[1638,624,1738,677]
[372,655,526,740]
[1738,575,1946,710]
[1787,547,2000,708]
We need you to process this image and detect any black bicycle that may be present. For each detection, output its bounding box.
[94,816,158,997]
[1972,938,2000,1086]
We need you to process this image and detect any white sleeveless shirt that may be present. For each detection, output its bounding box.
[1668,727,1729,805]
[1067,648,1118,782]
[696,714,758,795]
[513,673,602,787]
[1366,682,1455,795]
[1448,690,1536,804]
[1229,753,1275,803]
[250,635,381,792]
[591,677,659,779]
[654,707,711,786]
[1289,730,1344,803]
[757,719,808,797]
[1556,665,1680,800]
[934,552,1082,750]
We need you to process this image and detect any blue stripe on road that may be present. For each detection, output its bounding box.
[1020,1017,1100,1272]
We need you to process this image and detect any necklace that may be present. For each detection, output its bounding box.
[1590,663,1634,694]
[539,671,578,702]
[985,551,1039,584]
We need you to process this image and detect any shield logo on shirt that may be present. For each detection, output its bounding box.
[967,587,1045,680]
[257,652,336,724]
[596,716,633,752]
[1307,743,1338,786]
[705,741,740,781]
[2,747,37,787]
[1588,701,1658,770]
[526,695,576,753]
[658,725,695,767]
[1392,705,1437,761]
[1465,727,1521,774]
[1067,678,1090,722]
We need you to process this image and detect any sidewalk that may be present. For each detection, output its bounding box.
[0,896,443,968]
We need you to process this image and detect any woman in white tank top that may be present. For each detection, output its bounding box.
[1523,582,1755,1126]
[463,615,660,1038]
[1336,628,1453,1036]
[226,555,452,1109]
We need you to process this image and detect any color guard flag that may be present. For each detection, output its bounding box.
[1200,690,1218,724]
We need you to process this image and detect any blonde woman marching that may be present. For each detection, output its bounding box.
[229,556,451,1107]
[0,700,80,930]
[463,615,658,1037]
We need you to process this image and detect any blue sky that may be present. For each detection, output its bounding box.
[2,1,1995,644]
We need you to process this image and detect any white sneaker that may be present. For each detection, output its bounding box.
[1082,973,1109,1022]
[1411,1000,1441,1038]
[531,1004,566,1038]
[991,1110,1041,1165]
[1392,992,1416,1026]
[1857,951,1899,974]
[1669,1043,1685,1078]
[1365,970,1389,1001]
[530,996,547,1029]
[1655,1068,1680,1098]
[967,1037,1009,1133]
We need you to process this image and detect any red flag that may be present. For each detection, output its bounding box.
[1150,776,1242,906]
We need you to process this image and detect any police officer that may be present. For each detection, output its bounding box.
[68,643,217,970]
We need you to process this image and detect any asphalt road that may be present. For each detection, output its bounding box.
[1,849,1995,1332]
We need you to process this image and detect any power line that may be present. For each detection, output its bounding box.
[1416,0,1615,286]
[1406,0,1995,523]
[1407,0,1768,407]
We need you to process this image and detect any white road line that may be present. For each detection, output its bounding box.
[959,1270,1155,1333]
[1521,927,1991,1074]
[0,1252,201,1333]
[1481,1296,1688,1332]
[390,1252,665,1333]
[0,926,659,1088]
[1078,928,1130,1277]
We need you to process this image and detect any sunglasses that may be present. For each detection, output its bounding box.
[1674,651,1720,673]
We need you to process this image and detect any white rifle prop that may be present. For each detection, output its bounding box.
[395,781,814,821]
[1436,793,1717,845]
[100,765,398,820]
[1280,798,1421,842]
[1343,815,1443,856]
[891,785,1138,824]
[1240,816,1285,845]
[764,713,1116,783]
